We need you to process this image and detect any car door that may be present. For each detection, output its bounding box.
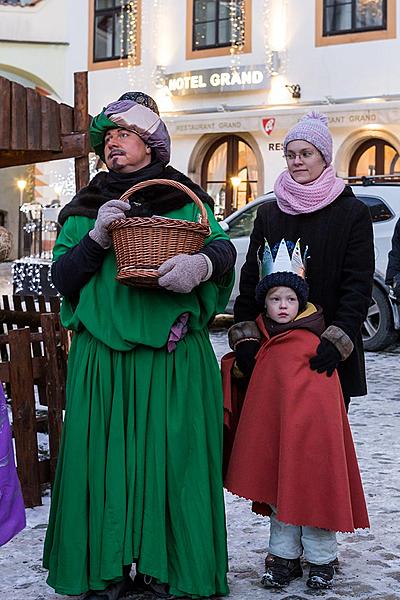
[224,200,266,310]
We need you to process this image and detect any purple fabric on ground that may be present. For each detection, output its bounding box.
[0,383,25,546]
[167,312,189,352]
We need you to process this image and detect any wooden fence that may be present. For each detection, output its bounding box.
[0,295,68,507]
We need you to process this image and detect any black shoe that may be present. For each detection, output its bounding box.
[132,573,176,598]
[306,561,335,589]
[261,555,303,589]
[83,576,136,599]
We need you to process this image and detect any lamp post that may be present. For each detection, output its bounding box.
[16,179,27,258]
[230,176,242,212]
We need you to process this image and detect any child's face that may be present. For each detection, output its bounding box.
[265,286,300,324]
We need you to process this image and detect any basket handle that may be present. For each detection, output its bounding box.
[118,178,209,226]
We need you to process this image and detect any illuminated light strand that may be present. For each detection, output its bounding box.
[229,0,245,73]
[118,0,138,88]
[119,0,126,68]
[126,0,138,88]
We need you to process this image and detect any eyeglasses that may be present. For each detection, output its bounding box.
[284,150,317,161]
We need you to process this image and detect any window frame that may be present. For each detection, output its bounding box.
[357,194,395,223]
[315,0,396,46]
[186,0,251,59]
[88,0,141,71]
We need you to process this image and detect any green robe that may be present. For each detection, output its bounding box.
[43,203,233,598]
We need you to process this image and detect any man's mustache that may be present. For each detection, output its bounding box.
[108,149,126,159]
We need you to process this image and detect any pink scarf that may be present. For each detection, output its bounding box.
[274,165,345,215]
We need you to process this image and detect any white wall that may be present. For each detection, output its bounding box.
[287,0,400,103]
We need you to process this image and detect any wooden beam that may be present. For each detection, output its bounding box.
[11,82,27,150]
[41,313,65,486]
[9,328,42,508]
[26,88,42,151]
[47,97,61,150]
[60,103,74,135]
[74,71,90,191]
[0,132,88,168]
[0,77,11,150]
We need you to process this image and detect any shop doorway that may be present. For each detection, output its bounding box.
[201,135,258,219]
[349,138,400,177]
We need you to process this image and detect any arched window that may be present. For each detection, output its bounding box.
[349,138,400,178]
[201,135,258,219]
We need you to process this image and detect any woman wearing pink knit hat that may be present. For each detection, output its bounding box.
[228,111,374,588]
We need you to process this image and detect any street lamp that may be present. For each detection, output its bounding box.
[230,176,242,211]
[16,179,27,258]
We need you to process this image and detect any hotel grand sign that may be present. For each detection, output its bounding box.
[165,65,269,96]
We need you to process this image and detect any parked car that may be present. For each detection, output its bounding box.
[220,182,400,351]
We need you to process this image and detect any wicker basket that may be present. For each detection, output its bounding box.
[108,178,211,287]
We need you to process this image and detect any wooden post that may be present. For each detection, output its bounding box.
[0,76,11,150]
[73,71,90,193]
[41,313,65,486]
[9,328,42,507]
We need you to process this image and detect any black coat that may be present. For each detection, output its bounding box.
[385,217,400,285]
[234,186,374,398]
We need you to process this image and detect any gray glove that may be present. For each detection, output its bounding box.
[89,199,130,248]
[158,253,211,293]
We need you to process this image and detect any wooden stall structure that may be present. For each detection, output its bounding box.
[0,71,90,191]
[0,74,89,505]
[0,297,68,507]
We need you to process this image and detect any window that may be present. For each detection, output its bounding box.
[324,0,386,35]
[193,0,244,50]
[89,0,141,70]
[201,135,259,219]
[315,0,395,45]
[187,0,251,58]
[349,139,400,178]
[357,196,394,222]
[227,202,262,238]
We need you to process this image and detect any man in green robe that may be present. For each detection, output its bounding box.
[43,92,236,599]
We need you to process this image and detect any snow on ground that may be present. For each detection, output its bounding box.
[0,271,400,598]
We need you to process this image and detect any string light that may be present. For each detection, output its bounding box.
[12,260,57,296]
[229,0,245,73]
[118,0,138,88]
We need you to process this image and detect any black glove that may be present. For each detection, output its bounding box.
[309,338,341,377]
[235,340,260,378]
[393,274,400,301]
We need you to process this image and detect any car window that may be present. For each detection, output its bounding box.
[227,204,262,238]
[357,195,394,223]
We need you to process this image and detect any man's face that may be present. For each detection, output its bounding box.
[104,128,152,173]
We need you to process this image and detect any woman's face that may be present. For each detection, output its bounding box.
[285,140,326,184]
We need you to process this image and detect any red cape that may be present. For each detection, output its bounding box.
[223,317,369,533]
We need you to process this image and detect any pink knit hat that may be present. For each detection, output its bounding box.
[284,111,332,165]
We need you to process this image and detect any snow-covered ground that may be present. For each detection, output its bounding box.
[1,264,400,599]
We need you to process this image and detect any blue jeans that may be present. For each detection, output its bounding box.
[269,506,337,565]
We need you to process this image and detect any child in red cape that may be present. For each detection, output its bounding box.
[223,250,369,591]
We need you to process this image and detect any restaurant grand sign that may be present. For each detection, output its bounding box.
[165,65,269,96]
